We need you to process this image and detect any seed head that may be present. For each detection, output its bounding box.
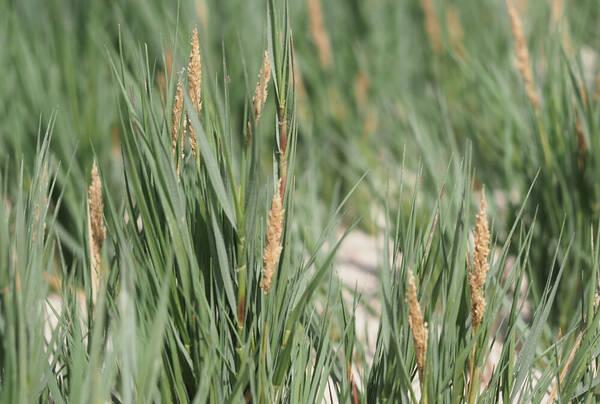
[551,0,563,23]
[469,186,490,330]
[252,50,271,125]
[260,179,285,294]
[189,26,202,115]
[187,27,202,157]
[88,160,106,303]
[407,270,428,387]
[195,0,208,32]
[506,0,539,109]
[171,78,186,157]
[165,50,173,80]
[420,0,442,53]
[88,161,106,251]
[307,0,332,69]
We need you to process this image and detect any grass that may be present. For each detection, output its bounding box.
[2,0,600,402]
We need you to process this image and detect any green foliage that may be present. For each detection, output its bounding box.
[2,0,600,402]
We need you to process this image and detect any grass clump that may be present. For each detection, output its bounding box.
[3,0,600,403]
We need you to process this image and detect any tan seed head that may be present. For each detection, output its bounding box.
[260,179,285,294]
[420,0,442,53]
[307,0,332,69]
[407,270,428,386]
[187,27,203,157]
[171,78,186,157]
[469,186,490,330]
[88,160,106,303]
[506,0,539,109]
[551,0,563,24]
[189,26,202,115]
[252,50,271,125]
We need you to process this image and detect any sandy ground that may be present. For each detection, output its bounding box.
[336,229,381,361]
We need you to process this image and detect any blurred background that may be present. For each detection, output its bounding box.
[2,0,600,328]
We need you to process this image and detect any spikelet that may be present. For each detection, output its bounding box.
[469,186,490,331]
[171,77,187,177]
[188,116,197,158]
[407,270,428,386]
[87,160,106,303]
[171,78,185,156]
[195,0,208,32]
[187,27,202,157]
[189,27,202,115]
[420,0,442,54]
[307,0,332,69]
[506,0,539,109]
[165,50,173,80]
[551,0,563,24]
[180,113,187,170]
[252,51,271,125]
[260,180,285,294]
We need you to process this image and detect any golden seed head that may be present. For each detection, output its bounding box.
[165,50,173,80]
[506,0,539,109]
[307,0,332,69]
[420,0,442,53]
[171,78,186,157]
[188,116,197,158]
[252,50,271,125]
[178,113,187,178]
[88,160,105,303]
[89,161,106,251]
[188,26,202,115]
[407,270,428,386]
[195,0,208,31]
[469,186,490,330]
[551,0,563,24]
[260,179,285,294]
